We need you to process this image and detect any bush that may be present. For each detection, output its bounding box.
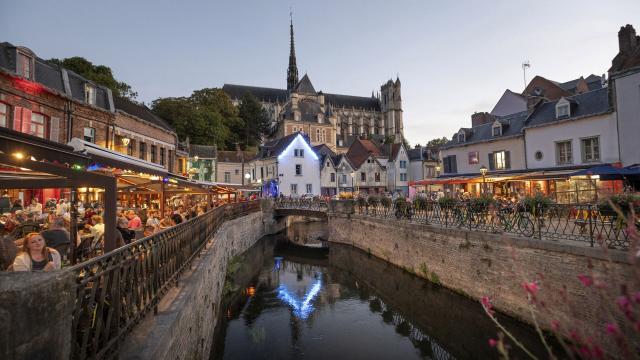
[598,193,640,218]
[523,194,554,214]
[381,197,392,208]
[413,197,428,211]
[368,195,380,207]
[338,192,354,200]
[469,195,494,212]
[357,197,367,207]
[438,196,458,208]
[394,197,409,212]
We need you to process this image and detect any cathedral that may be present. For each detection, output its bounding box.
[222,18,404,153]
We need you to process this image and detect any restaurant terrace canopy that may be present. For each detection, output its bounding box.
[0,127,117,255]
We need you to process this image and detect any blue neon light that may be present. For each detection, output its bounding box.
[277,134,319,161]
[276,275,323,320]
[273,257,283,272]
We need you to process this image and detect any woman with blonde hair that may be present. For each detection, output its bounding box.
[13,232,61,271]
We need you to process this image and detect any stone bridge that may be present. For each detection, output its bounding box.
[271,198,329,219]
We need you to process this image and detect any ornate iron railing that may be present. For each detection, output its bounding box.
[274,197,329,212]
[67,201,260,359]
[356,201,634,250]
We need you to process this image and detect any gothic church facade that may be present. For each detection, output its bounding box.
[223,19,404,153]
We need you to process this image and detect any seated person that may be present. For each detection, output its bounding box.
[40,218,71,256]
[143,225,156,238]
[0,223,18,270]
[89,215,105,243]
[13,232,61,271]
[127,210,142,230]
[11,212,40,239]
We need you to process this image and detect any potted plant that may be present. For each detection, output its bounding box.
[438,196,458,208]
[598,193,640,221]
[413,197,427,212]
[394,197,410,219]
[469,195,494,213]
[381,196,392,208]
[523,194,554,216]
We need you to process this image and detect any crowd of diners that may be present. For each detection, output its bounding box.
[0,192,242,272]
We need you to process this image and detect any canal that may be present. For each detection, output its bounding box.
[211,220,549,359]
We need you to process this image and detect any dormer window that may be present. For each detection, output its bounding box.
[556,100,570,119]
[17,51,33,80]
[84,84,96,105]
[457,133,465,143]
[492,124,502,137]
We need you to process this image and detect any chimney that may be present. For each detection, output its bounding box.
[526,96,544,114]
[618,24,638,54]
[471,112,495,127]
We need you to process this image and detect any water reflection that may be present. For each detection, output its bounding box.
[211,221,548,360]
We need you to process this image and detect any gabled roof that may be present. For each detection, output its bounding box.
[189,144,217,158]
[524,87,611,129]
[294,74,316,94]
[558,75,603,93]
[345,138,383,168]
[257,132,311,159]
[441,111,529,150]
[312,143,335,158]
[324,93,381,111]
[114,96,174,132]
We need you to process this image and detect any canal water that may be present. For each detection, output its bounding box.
[211,220,549,360]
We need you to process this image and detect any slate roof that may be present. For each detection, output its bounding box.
[312,143,335,158]
[222,84,288,103]
[524,87,611,128]
[0,42,111,112]
[294,74,316,94]
[407,148,422,161]
[217,150,257,163]
[558,74,603,93]
[324,93,380,111]
[257,132,311,159]
[189,144,217,158]
[114,96,174,132]
[441,111,529,150]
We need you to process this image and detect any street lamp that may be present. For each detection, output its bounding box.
[435,165,441,177]
[193,155,199,162]
[480,165,488,195]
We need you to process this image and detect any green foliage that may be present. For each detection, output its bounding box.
[430,271,441,285]
[469,195,494,212]
[48,57,137,99]
[598,193,640,215]
[238,92,271,148]
[426,137,449,149]
[357,197,367,207]
[413,197,428,211]
[381,197,392,208]
[523,193,554,214]
[419,263,429,276]
[394,197,409,211]
[438,196,458,208]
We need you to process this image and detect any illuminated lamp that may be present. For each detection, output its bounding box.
[12,78,44,95]
[121,137,130,146]
[162,177,169,183]
[71,164,84,171]
[30,156,36,161]
[12,152,24,160]
[194,155,199,162]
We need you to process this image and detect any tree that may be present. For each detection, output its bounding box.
[426,137,449,149]
[238,92,271,148]
[48,57,137,99]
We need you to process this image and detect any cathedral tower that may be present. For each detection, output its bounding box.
[380,77,404,141]
[286,15,299,92]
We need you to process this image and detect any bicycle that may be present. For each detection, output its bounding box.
[493,203,534,237]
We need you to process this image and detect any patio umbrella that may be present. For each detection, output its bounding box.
[570,165,633,180]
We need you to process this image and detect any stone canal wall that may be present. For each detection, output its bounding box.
[328,209,637,339]
[119,211,267,360]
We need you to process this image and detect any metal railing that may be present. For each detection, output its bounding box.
[274,197,329,212]
[356,201,634,250]
[67,201,260,359]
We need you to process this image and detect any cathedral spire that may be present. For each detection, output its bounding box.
[287,11,299,92]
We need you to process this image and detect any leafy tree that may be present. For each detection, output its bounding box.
[426,137,449,149]
[48,57,137,99]
[238,92,271,148]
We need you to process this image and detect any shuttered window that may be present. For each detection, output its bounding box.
[13,107,49,139]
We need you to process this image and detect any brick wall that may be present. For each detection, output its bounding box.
[114,112,177,171]
[328,207,636,351]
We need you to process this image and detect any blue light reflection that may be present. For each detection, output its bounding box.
[277,274,322,320]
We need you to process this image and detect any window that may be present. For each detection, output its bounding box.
[443,155,457,174]
[291,184,298,194]
[316,129,321,142]
[127,139,135,156]
[457,133,465,143]
[341,174,348,184]
[234,169,239,175]
[399,160,407,169]
[17,52,33,80]
[323,130,326,142]
[83,127,95,143]
[360,172,366,182]
[534,151,543,161]
[13,110,49,139]
[493,151,506,170]
[468,151,479,164]
[293,126,297,133]
[150,145,157,163]
[252,168,256,180]
[0,102,8,128]
[375,172,380,182]
[139,142,146,160]
[168,150,174,172]
[160,148,166,166]
[581,137,600,163]
[224,172,231,183]
[492,124,502,137]
[84,84,96,105]
[294,149,303,157]
[260,167,264,179]
[556,140,573,164]
[330,173,336,182]
[326,161,330,168]
[295,164,302,176]
[556,104,570,119]
[306,184,312,194]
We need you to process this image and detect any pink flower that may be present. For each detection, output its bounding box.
[522,282,539,296]
[577,274,593,287]
[606,323,620,335]
[634,292,640,304]
[616,296,633,319]
[551,320,560,331]
[592,345,604,359]
[481,296,495,316]
[488,338,498,347]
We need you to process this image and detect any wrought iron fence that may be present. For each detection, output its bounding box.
[355,201,634,250]
[67,201,260,360]
[274,197,329,211]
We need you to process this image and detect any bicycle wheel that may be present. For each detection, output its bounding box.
[518,216,534,237]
